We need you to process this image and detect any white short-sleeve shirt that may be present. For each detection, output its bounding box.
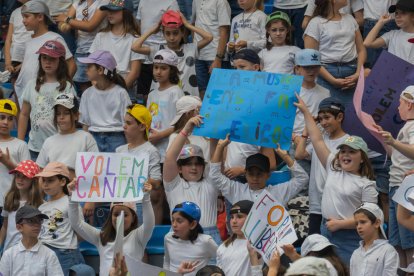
[381,29,414,65]
[259,46,300,74]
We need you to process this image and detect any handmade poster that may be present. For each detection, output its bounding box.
[73,152,149,202]
[193,69,303,150]
[113,211,124,259]
[242,190,297,264]
[344,51,414,153]
[124,255,180,276]
[393,175,414,212]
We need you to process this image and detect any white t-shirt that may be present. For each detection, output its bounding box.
[149,44,200,97]
[163,232,218,276]
[147,85,184,161]
[73,0,109,54]
[2,201,26,251]
[224,142,260,169]
[167,134,210,162]
[0,241,63,276]
[39,195,79,249]
[321,154,378,220]
[0,138,30,207]
[217,238,263,276]
[116,142,162,181]
[39,0,72,15]
[209,162,309,206]
[15,32,73,102]
[259,45,300,74]
[382,30,414,65]
[305,0,363,17]
[362,0,397,20]
[293,84,330,135]
[36,130,98,170]
[389,121,414,186]
[9,7,33,62]
[89,32,145,76]
[79,84,132,132]
[21,80,77,152]
[164,175,219,228]
[229,10,267,53]
[274,0,307,9]
[306,133,349,214]
[304,14,359,63]
[193,0,231,61]
[69,193,154,276]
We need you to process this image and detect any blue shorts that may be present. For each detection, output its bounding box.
[74,52,90,83]
[389,186,414,249]
[370,154,391,194]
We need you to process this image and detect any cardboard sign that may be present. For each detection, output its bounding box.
[242,190,297,264]
[393,175,414,212]
[193,69,303,150]
[124,255,180,276]
[73,152,149,202]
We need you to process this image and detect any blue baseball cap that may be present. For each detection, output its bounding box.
[100,0,134,12]
[295,49,322,66]
[233,49,260,65]
[318,97,345,112]
[173,202,201,222]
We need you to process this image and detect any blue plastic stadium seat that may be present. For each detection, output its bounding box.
[79,240,99,256]
[266,169,291,186]
[146,225,171,255]
[264,0,274,14]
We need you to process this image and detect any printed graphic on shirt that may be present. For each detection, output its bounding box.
[32,94,56,132]
[41,209,64,239]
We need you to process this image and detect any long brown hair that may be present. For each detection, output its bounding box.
[36,55,72,92]
[90,64,127,90]
[4,177,43,212]
[100,206,138,246]
[101,10,139,36]
[313,0,334,20]
[331,150,375,180]
[265,19,292,50]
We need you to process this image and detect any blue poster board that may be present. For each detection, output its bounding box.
[193,69,303,149]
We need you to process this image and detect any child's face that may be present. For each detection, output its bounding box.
[233,59,259,71]
[295,65,320,83]
[17,216,43,238]
[123,113,146,142]
[111,206,135,232]
[163,27,183,47]
[0,112,14,137]
[337,146,363,175]
[107,10,123,25]
[394,10,414,29]
[354,213,380,241]
[41,176,66,197]
[238,0,256,10]
[153,64,171,84]
[22,13,41,31]
[41,55,60,76]
[56,105,76,134]
[178,157,204,182]
[15,172,33,191]
[171,212,196,240]
[398,98,413,121]
[267,21,288,46]
[86,64,101,82]
[318,112,342,134]
[245,167,270,190]
[230,212,247,237]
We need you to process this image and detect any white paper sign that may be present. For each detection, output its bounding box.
[124,254,180,276]
[113,211,124,259]
[242,190,297,264]
[393,175,414,212]
[73,152,149,202]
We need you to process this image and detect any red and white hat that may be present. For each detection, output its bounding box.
[9,160,40,179]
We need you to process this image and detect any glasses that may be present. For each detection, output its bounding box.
[20,217,43,225]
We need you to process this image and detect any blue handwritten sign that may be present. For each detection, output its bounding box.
[193,69,303,149]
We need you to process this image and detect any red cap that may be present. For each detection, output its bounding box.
[9,160,40,179]
[36,40,66,58]
[161,10,183,28]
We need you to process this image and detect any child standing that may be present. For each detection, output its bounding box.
[295,96,378,266]
[375,86,414,267]
[258,11,299,74]
[18,40,77,161]
[0,160,43,251]
[36,162,84,275]
[90,0,144,100]
[164,202,218,275]
[216,200,262,276]
[227,0,267,54]
[364,0,414,64]
[147,49,184,162]
[0,99,30,209]
[0,205,63,275]
[132,10,213,97]
[78,50,132,153]
[351,203,399,275]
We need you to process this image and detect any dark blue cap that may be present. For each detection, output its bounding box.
[100,0,134,12]
[233,49,260,65]
[318,97,345,112]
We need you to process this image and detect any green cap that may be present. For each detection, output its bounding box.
[266,11,291,26]
[336,136,368,154]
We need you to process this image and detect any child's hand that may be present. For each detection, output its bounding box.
[52,13,66,24]
[378,14,392,25]
[281,244,300,261]
[373,124,395,146]
[179,11,190,27]
[109,253,128,276]
[0,147,11,166]
[83,202,95,218]
[186,115,204,129]
[151,21,162,34]
[143,181,152,193]
[293,93,308,113]
[148,129,162,144]
[217,133,231,148]
[67,179,77,196]
[268,250,281,270]
[227,42,235,52]
[326,218,343,232]
[224,166,245,179]
[275,143,289,158]
[235,40,247,51]
[177,260,199,274]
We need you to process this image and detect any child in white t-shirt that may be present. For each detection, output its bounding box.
[164,202,218,276]
[259,11,299,74]
[78,50,132,153]
[147,49,184,162]
[0,160,43,251]
[364,0,414,64]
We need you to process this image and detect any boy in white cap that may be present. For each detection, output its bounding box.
[375,85,414,266]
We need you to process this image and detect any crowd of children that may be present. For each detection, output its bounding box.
[0,0,413,275]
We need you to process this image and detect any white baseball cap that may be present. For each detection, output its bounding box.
[401,262,414,273]
[154,49,178,67]
[170,96,202,126]
[355,202,387,239]
[285,257,331,276]
[400,85,414,103]
[54,93,76,109]
[301,234,336,257]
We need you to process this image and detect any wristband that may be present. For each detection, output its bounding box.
[180,130,189,137]
[65,16,74,24]
[216,54,224,60]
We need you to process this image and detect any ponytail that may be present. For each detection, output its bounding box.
[106,69,127,90]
